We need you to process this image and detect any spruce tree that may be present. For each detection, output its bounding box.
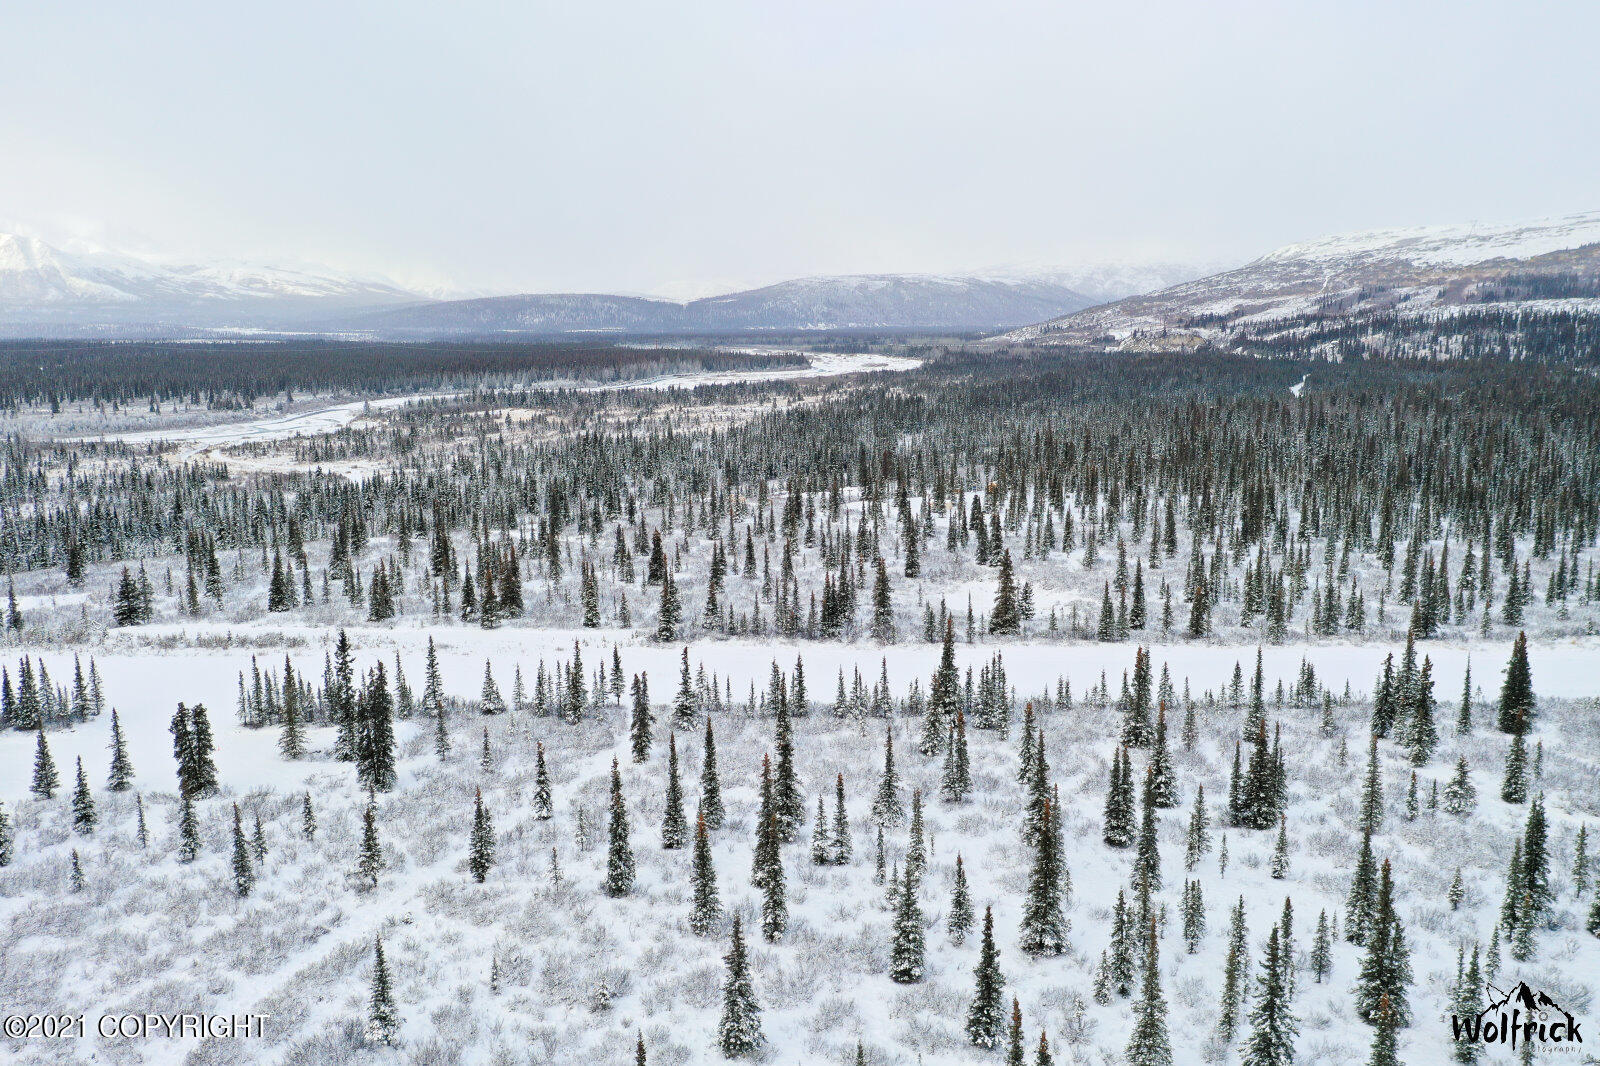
[1125,920,1173,1066]
[717,915,763,1057]
[990,550,1021,635]
[1443,756,1477,814]
[773,690,802,841]
[301,792,316,841]
[1270,813,1289,879]
[31,726,58,799]
[469,787,495,883]
[923,618,960,755]
[630,672,654,761]
[810,794,830,865]
[1218,896,1248,1042]
[1243,924,1298,1066]
[966,904,1005,1047]
[941,708,973,802]
[948,853,974,943]
[0,800,10,867]
[1020,797,1068,956]
[870,723,903,826]
[1496,631,1534,733]
[1354,860,1411,1026]
[701,715,725,830]
[366,936,399,1045]
[1366,994,1400,1066]
[1185,785,1211,870]
[1134,769,1162,892]
[1103,745,1135,847]
[604,759,635,895]
[69,848,85,892]
[1310,909,1332,983]
[689,806,721,936]
[176,791,200,863]
[759,811,788,943]
[1006,998,1025,1066]
[357,801,383,891]
[533,742,553,819]
[1501,713,1529,804]
[829,772,852,864]
[71,757,96,835]
[889,863,925,982]
[1148,701,1177,807]
[230,803,254,897]
[662,733,687,849]
[107,709,134,790]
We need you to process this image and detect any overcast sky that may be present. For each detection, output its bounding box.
[4,1,1596,296]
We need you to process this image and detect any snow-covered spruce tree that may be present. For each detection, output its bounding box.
[230,803,253,897]
[469,787,495,884]
[1134,769,1162,892]
[1242,923,1297,1066]
[1443,757,1477,814]
[1346,825,1379,944]
[1148,702,1177,807]
[717,915,762,1057]
[356,802,382,891]
[355,662,397,793]
[870,723,904,827]
[1103,745,1135,848]
[829,772,852,864]
[176,792,200,863]
[29,727,58,799]
[1020,797,1069,957]
[1500,708,1529,804]
[366,936,399,1046]
[604,759,634,896]
[948,853,974,943]
[689,805,721,936]
[1520,792,1553,922]
[1181,879,1205,953]
[906,789,927,883]
[671,650,696,730]
[701,716,726,830]
[1217,896,1248,1042]
[773,689,802,841]
[1354,860,1411,1026]
[1404,655,1438,765]
[69,848,85,892]
[1496,631,1534,733]
[941,708,972,802]
[300,792,315,841]
[889,863,925,982]
[71,757,96,835]
[759,812,787,943]
[806,793,832,870]
[1123,646,1154,747]
[966,904,1005,1047]
[1185,785,1211,870]
[630,673,654,761]
[1125,920,1172,1066]
[107,709,134,790]
[533,742,553,819]
[655,569,681,642]
[1310,910,1332,983]
[1366,993,1400,1066]
[1270,814,1290,879]
[922,617,959,755]
[661,733,687,849]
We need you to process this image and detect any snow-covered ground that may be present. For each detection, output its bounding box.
[1,625,1595,1065]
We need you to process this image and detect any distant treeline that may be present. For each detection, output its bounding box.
[0,341,807,409]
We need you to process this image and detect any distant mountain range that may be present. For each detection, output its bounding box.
[1002,211,1600,354]
[0,232,1199,337]
[0,232,420,331]
[350,274,1107,336]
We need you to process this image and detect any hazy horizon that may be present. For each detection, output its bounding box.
[5,1,1596,297]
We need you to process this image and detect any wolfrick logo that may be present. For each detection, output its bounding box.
[1451,981,1584,1051]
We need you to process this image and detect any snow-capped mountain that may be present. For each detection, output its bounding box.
[1003,210,1600,351]
[349,274,1100,336]
[0,232,422,330]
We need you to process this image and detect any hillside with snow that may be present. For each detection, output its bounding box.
[0,233,422,332]
[1003,211,1600,356]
